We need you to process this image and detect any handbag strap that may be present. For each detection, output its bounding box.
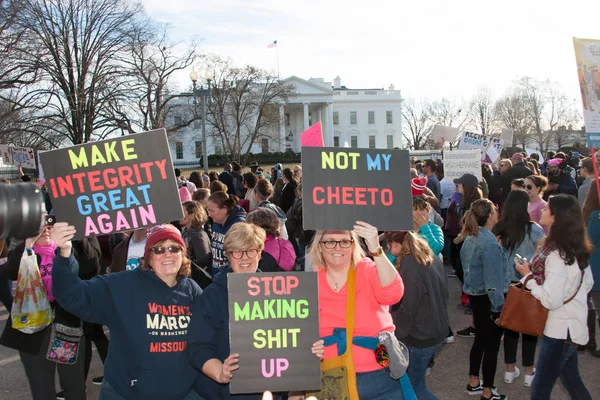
[564,271,584,305]
[345,265,357,354]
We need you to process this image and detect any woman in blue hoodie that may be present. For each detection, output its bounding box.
[51,223,203,400]
[207,191,247,275]
[187,222,323,400]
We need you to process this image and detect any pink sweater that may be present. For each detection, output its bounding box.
[529,198,548,234]
[318,258,404,373]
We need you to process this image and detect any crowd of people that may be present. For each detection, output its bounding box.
[0,150,598,400]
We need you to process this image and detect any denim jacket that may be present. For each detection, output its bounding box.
[460,227,509,312]
[505,223,545,282]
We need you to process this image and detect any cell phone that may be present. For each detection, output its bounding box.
[45,214,56,226]
[515,253,525,264]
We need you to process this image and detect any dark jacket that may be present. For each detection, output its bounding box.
[187,270,262,400]
[182,226,210,265]
[230,171,245,198]
[391,254,449,348]
[0,238,100,355]
[546,170,578,197]
[501,162,534,202]
[53,253,202,400]
[218,171,236,196]
[279,180,298,213]
[110,234,133,274]
[211,206,247,274]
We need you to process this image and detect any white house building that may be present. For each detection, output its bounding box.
[167,76,403,163]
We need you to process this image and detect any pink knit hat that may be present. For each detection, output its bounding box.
[144,224,186,261]
[179,186,192,202]
[411,177,428,196]
[547,158,562,167]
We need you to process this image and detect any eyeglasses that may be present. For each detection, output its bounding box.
[525,184,535,190]
[229,249,259,259]
[149,245,183,255]
[320,239,354,249]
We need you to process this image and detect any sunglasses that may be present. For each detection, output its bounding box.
[320,239,354,249]
[229,249,259,259]
[525,184,535,190]
[149,245,183,255]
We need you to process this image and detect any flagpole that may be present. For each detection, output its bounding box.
[276,39,280,79]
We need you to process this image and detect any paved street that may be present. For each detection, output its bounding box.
[0,272,598,399]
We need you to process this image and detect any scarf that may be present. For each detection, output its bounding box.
[529,242,557,285]
[33,242,57,302]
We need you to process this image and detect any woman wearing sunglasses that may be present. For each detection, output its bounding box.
[524,175,548,233]
[51,222,203,400]
[187,222,324,400]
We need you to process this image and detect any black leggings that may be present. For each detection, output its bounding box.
[469,295,504,388]
[504,329,537,367]
[84,323,109,379]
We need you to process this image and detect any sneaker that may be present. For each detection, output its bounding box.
[56,391,65,400]
[457,326,476,338]
[467,381,483,395]
[425,367,432,376]
[481,394,507,400]
[464,306,473,315]
[504,367,520,383]
[523,369,535,387]
[92,376,104,385]
[457,302,468,310]
[444,335,455,344]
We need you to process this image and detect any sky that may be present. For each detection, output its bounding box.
[142,0,597,107]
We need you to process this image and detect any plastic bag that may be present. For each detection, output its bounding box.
[12,251,53,333]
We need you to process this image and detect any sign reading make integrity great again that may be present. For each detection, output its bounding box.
[39,129,182,239]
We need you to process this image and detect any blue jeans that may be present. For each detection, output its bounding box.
[406,343,441,400]
[100,381,202,400]
[531,335,592,400]
[356,367,404,400]
[0,275,13,311]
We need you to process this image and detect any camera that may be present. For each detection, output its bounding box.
[0,182,45,239]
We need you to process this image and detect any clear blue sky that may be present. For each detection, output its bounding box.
[143,0,596,107]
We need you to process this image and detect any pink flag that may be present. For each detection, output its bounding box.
[300,122,324,147]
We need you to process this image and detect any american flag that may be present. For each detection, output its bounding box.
[267,40,277,49]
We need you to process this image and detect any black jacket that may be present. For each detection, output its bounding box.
[279,180,297,213]
[501,162,534,202]
[0,238,100,355]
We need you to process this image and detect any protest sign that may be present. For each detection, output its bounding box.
[301,147,413,231]
[300,122,324,147]
[501,128,514,146]
[39,129,182,239]
[458,132,502,163]
[0,145,11,166]
[228,272,320,394]
[485,137,504,163]
[10,147,36,168]
[431,125,459,146]
[573,37,600,147]
[443,150,482,182]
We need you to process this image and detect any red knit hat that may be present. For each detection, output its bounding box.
[411,177,428,196]
[144,224,186,261]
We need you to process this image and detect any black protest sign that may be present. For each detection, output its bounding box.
[228,272,320,394]
[302,147,413,230]
[39,129,182,240]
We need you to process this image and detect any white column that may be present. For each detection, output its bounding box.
[317,109,322,123]
[279,104,286,152]
[326,102,334,146]
[321,104,328,145]
[303,103,310,131]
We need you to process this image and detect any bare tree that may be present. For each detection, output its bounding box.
[12,0,145,145]
[401,98,435,150]
[469,86,498,137]
[204,55,295,163]
[494,90,532,149]
[430,97,472,148]
[112,23,201,134]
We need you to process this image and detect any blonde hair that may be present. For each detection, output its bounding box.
[141,239,191,277]
[224,222,266,254]
[391,231,433,267]
[307,230,366,271]
[461,198,496,237]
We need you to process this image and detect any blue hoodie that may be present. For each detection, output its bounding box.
[187,270,262,400]
[52,252,202,400]
[211,205,247,275]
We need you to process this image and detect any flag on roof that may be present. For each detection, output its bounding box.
[267,40,277,48]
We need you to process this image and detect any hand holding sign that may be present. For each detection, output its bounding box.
[311,339,324,359]
[218,353,240,384]
[51,222,76,258]
[353,221,380,252]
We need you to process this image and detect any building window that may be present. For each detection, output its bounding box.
[174,115,183,126]
[369,136,376,149]
[195,141,203,158]
[309,113,313,125]
[285,113,290,126]
[350,136,358,148]
[214,145,222,155]
[261,138,269,153]
[333,112,339,125]
[387,135,394,149]
[350,111,357,125]
[386,111,393,124]
[334,136,340,147]
[175,142,183,159]
[368,111,375,125]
